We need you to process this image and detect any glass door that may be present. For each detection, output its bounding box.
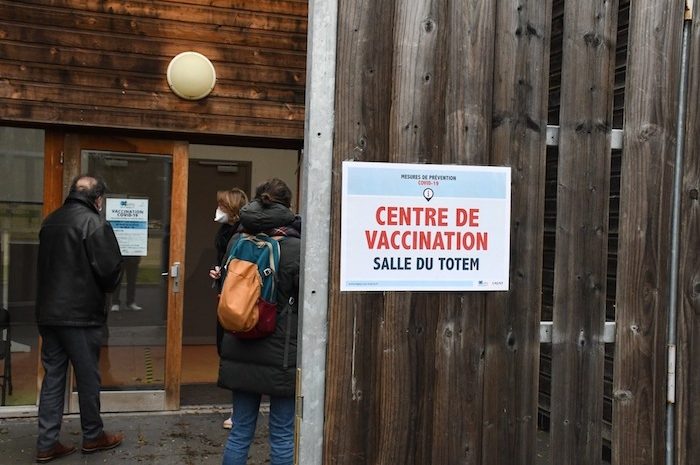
[62,134,188,411]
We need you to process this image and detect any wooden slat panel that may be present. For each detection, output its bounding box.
[0,4,306,52]
[436,2,496,463]
[0,0,307,140]
[382,1,488,461]
[325,1,549,464]
[0,43,304,87]
[325,0,497,463]
[9,0,308,33]
[0,61,304,104]
[171,0,308,16]
[550,2,618,464]
[0,22,306,70]
[677,13,700,465]
[0,102,304,139]
[324,0,395,461]
[613,1,685,464]
[482,2,551,465]
[0,83,304,121]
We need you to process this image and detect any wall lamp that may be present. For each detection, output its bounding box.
[166,51,217,100]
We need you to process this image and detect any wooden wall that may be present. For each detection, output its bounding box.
[326,1,550,464]
[614,1,685,464]
[0,0,307,140]
[324,1,699,465]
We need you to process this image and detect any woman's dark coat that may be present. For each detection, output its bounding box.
[217,200,300,397]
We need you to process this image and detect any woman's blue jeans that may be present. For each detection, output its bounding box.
[222,390,295,465]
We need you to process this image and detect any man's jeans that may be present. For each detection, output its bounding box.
[36,325,104,451]
[222,390,295,465]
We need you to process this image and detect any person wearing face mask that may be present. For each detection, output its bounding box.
[209,187,248,429]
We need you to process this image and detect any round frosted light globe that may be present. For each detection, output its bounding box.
[167,52,217,100]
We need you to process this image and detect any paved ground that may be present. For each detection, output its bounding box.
[0,404,597,465]
[0,406,269,465]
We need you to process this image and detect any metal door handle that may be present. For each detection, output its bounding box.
[168,262,181,293]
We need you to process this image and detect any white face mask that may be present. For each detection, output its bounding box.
[214,207,229,224]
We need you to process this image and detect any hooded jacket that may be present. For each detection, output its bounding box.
[35,191,123,326]
[217,200,300,397]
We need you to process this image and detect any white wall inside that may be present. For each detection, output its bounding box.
[189,144,299,209]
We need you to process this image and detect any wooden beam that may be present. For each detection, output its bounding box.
[550,1,618,464]
[480,2,551,465]
[164,140,189,410]
[613,1,685,464]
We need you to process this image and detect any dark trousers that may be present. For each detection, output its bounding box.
[37,326,104,451]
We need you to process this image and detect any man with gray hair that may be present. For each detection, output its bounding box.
[35,174,124,462]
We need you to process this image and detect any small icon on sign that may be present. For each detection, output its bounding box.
[423,188,434,202]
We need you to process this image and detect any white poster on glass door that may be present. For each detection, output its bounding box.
[105,198,149,256]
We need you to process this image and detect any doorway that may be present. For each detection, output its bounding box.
[51,135,300,411]
[180,160,251,406]
[61,134,187,411]
[179,144,299,406]
[183,160,251,345]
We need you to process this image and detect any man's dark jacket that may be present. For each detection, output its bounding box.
[36,191,123,326]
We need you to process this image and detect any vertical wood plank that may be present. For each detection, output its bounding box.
[613,1,685,464]
[677,12,700,465]
[433,2,496,464]
[443,2,495,162]
[550,1,618,464]
[42,130,65,217]
[324,0,394,461]
[164,140,188,410]
[377,1,446,463]
[483,2,551,465]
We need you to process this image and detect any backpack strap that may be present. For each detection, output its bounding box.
[223,233,250,268]
[253,233,281,298]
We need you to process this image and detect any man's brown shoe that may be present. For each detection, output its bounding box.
[81,431,123,454]
[36,442,76,463]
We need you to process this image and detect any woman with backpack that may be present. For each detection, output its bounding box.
[210,187,249,430]
[216,178,301,465]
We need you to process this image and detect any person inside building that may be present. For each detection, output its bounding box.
[34,174,125,463]
[215,178,301,465]
[209,187,248,429]
[110,255,142,311]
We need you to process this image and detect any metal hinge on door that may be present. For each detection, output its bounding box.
[686,0,694,20]
[667,344,677,404]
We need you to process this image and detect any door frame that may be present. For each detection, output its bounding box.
[45,133,188,411]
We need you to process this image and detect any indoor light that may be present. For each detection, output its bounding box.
[166,51,217,100]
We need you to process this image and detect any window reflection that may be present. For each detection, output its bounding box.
[0,127,44,406]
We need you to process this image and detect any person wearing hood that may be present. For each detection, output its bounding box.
[216,178,301,465]
[34,175,124,463]
[209,187,248,429]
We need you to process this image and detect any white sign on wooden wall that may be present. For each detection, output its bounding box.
[340,161,511,292]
